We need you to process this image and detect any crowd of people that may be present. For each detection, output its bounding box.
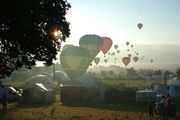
[148,94,176,119]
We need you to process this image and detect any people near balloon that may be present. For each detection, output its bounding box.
[137,23,143,30]
[101,37,113,55]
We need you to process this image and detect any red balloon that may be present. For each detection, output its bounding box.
[101,37,112,55]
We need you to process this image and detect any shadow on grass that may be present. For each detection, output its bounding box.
[61,101,148,112]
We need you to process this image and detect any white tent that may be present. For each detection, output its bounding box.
[50,71,69,81]
[23,75,53,88]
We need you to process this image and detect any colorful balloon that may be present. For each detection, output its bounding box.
[122,57,131,67]
[60,46,91,80]
[79,34,103,61]
[101,37,112,55]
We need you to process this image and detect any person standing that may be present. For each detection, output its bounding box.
[148,100,154,118]
[1,86,8,113]
[166,94,172,117]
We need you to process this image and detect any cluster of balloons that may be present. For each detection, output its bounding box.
[60,22,152,79]
[60,34,113,80]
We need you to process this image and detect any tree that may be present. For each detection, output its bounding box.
[0,0,71,78]
[176,68,180,80]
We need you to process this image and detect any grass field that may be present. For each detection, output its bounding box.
[1,79,179,120]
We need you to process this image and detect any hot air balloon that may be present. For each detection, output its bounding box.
[62,44,74,50]
[108,52,111,55]
[126,42,129,46]
[137,23,143,30]
[79,34,103,61]
[101,37,112,55]
[131,45,134,48]
[133,56,138,62]
[104,59,108,63]
[128,54,132,58]
[114,45,118,49]
[122,57,131,67]
[60,46,91,80]
[117,50,120,53]
[150,59,154,63]
[127,49,129,52]
[94,57,100,65]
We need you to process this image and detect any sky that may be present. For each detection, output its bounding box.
[39,0,180,67]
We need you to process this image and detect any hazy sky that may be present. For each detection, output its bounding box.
[38,0,180,67]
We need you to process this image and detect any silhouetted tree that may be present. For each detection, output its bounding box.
[0,0,71,78]
[176,68,180,80]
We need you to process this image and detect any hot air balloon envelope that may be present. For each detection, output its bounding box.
[60,46,91,80]
[101,37,112,55]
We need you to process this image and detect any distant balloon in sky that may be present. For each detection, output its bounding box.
[137,23,143,30]
[94,57,100,65]
[133,56,138,62]
[128,54,132,58]
[114,45,118,49]
[101,37,112,55]
[127,49,129,52]
[131,45,134,48]
[122,57,131,67]
[126,42,129,46]
[60,46,91,80]
[117,50,120,53]
[150,59,154,63]
[104,59,108,63]
[79,34,103,61]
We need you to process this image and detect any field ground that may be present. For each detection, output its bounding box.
[0,101,180,120]
[1,79,179,120]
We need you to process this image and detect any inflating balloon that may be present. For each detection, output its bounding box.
[122,57,131,67]
[137,23,143,30]
[60,46,91,80]
[101,37,112,55]
[79,34,103,61]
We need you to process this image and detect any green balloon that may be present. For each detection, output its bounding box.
[60,46,91,80]
[79,34,103,61]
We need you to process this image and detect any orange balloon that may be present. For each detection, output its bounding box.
[122,57,131,67]
[101,37,112,55]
